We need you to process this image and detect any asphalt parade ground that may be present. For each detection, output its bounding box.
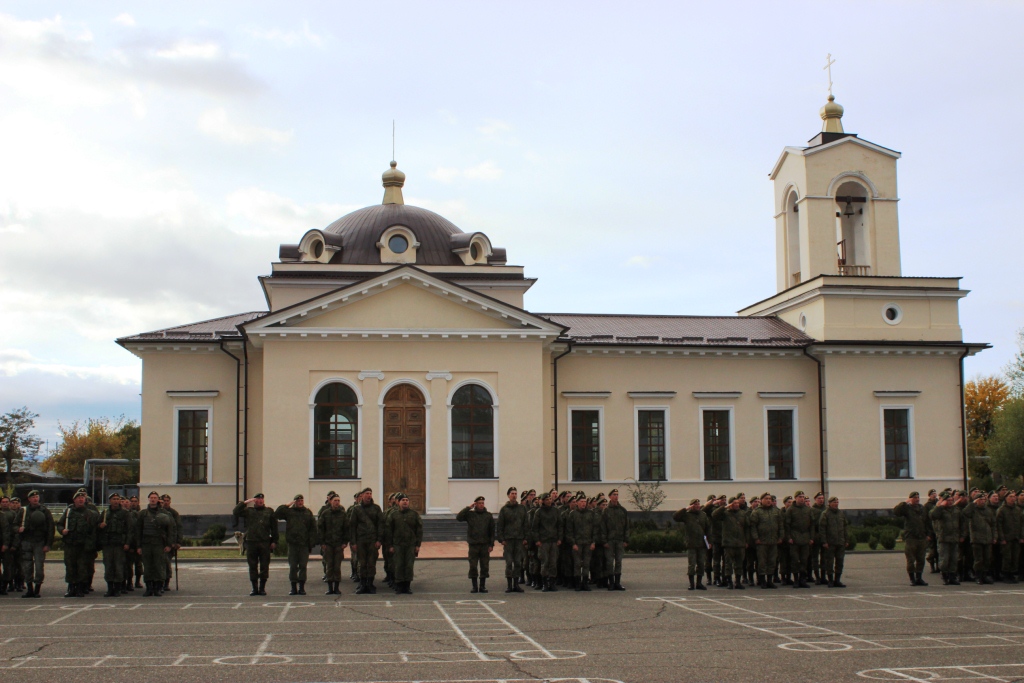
[2,554,1024,683]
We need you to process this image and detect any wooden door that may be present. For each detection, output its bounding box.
[383,384,427,513]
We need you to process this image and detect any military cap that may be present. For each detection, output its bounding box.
[327,492,339,500]
[538,492,550,500]
[939,491,951,499]
[728,496,737,503]
[576,490,585,498]
[387,493,397,501]
[474,496,485,503]
[736,491,745,498]
[506,486,517,495]
[814,491,824,498]
[293,494,304,501]
[908,491,920,498]
[357,487,371,496]
[526,489,536,495]
[717,494,727,501]
[253,493,264,499]
[770,494,777,500]
[794,490,805,497]
[74,488,87,498]
[395,493,408,501]
[828,496,839,503]
[608,488,618,496]
[576,493,586,501]
[707,494,716,502]
[998,485,1008,492]
[108,493,120,500]
[783,495,793,503]
[690,498,701,505]
[927,489,937,495]
[326,490,337,498]
[10,496,19,503]
[760,492,772,499]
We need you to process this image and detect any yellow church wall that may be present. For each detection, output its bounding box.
[266,283,340,312]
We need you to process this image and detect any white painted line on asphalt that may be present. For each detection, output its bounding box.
[249,634,272,665]
[433,601,496,661]
[858,663,1024,681]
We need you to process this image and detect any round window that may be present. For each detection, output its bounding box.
[470,243,480,261]
[882,303,903,325]
[388,235,409,254]
[798,313,807,332]
[312,240,324,258]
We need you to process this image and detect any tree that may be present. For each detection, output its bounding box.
[987,397,1024,486]
[625,478,667,521]
[40,416,139,485]
[0,407,43,485]
[965,375,1011,487]
[1006,329,1024,398]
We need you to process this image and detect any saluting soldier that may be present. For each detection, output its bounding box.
[750,492,783,589]
[713,496,748,589]
[924,489,939,573]
[743,496,760,585]
[602,489,630,591]
[558,493,576,587]
[996,491,1022,583]
[566,494,598,592]
[347,492,361,582]
[318,492,348,595]
[894,491,931,586]
[967,493,996,584]
[136,491,173,597]
[275,494,319,596]
[317,491,337,584]
[956,490,973,582]
[673,498,709,591]
[819,496,848,587]
[17,490,54,598]
[233,493,278,596]
[496,486,528,594]
[784,491,814,589]
[779,495,793,584]
[128,495,144,589]
[98,493,131,597]
[930,491,962,585]
[808,492,826,584]
[160,494,183,592]
[456,495,495,594]
[531,492,562,592]
[349,488,384,594]
[382,493,399,589]
[384,493,422,595]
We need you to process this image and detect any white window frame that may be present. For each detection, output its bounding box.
[568,405,605,483]
[880,404,915,480]
[634,405,671,482]
[763,405,799,481]
[447,379,500,480]
[172,404,212,485]
[308,378,364,481]
[698,405,735,482]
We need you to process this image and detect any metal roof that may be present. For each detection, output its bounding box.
[117,311,266,343]
[538,313,812,347]
[321,204,467,266]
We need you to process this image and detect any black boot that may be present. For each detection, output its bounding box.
[479,578,488,594]
[368,580,377,594]
[688,575,695,591]
[104,582,117,597]
[726,576,734,589]
[250,580,260,596]
[258,579,267,595]
[766,576,777,589]
[143,581,154,597]
[833,572,846,588]
[696,576,707,590]
[581,574,592,592]
[297,582,306,595]
[403,581,414,595]
[541,577,553,592]
[614,574,625,591]
[513,578,524,593]
[908,571,918,587]
[289,582,298,596]
[505,577,515,594]
[734,574,745,590]
[915,573,928,587]
[64,583,77,598]
[471,578,479,594]
[355,578,369,595]
[574,577,582,592]
[948,573,960,585]
[608,575,616,591]
[124,579,134,592]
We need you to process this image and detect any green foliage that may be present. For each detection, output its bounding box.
[879,528,897,550]
[845,537,858,551]
[626,530,687,553]
[868,534,879,550]
[1005,329,1024,398]
[41,416,139,484]
[273,536,288,557]
[862,516,904,529]
[201,524,227,546]
[631,518,659,533]
[988,397,1024,481]
[1,407,43,483]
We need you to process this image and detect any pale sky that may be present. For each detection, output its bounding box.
[2,1,1022,447]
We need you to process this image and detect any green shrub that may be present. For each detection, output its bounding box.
[868,534,879,550]
[627,530,687,553]
[201,524,227,546]
[853,527,871,543]
[879,528,897,550]
[632,519,659,533]
[845,538,858,551]
[273,537,288,557]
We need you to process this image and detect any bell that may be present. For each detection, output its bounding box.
[843,201,855,217]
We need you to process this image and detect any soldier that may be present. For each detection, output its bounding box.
[779,495,794,584]
[996,491,1022,584]
[558,493,576,587]
[531,492,562,592]
[317,491,337,583]
[894,491,931,586]
[384,493,422,595]
[382,492,399,589]
[0,496,11,595]
[348,492,361,582]
[275,494,319,596]
[784,491,814,589]
[930,491,962,585]
[989,491,1005,581]
[809,492,826,584]
[349,488,384,594]
[750,492,783,589]
[234,493,279,596]
[743,496,760,585]
[955,490,973,582]
[496,486,528,594]
[566,494,598,592]
[17,490,54,598]
[702,495,720,586]
[924,489,939,574]
[713,496,748,590]
[526,491,542,589]
[456,495,495,594]
[673,498,709,591]
[98,493,131,597]
[59,490,99,597]
[819,496,848,587]
[967,492,996,584]
[159,494,183,592]
[318,492,347,595]
[602,488,630,591]
[128,495,144,589]
[136,491,173,597]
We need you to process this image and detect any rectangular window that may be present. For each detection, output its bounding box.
[637,409,666,481]
[767,409,795,480]
[884,408,912,479]
[177,409,208,484]
[702,409,731,481]
[571,410,601,481]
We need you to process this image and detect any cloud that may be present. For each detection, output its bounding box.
[477,119,512,138]
[625,255,659,268]
[0,349,138,386]
[198,107,292,146]
[225,187,356,237]
[153,40,221,61]
[429,161,503,183]
[113,13,135,27]
[244,21,323,47]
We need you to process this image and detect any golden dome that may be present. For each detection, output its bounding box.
[819,94,845,134]
[382,160,406,205]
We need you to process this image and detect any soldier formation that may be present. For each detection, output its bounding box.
[3,483,1021,600]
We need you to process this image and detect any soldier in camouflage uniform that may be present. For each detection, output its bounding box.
[136,491,173,596]
[347,493,360,582]
[523,490,540,588]
[674,498,709,590]
[128,496,144,589]
[778,495,793,585]
[382,493,399,589]
[713,496,748,590]
[456,496,495,594]
[784,491,814,589]
[743,497,759,585]
[275,494,319,596]
[956,490,974,581]
[234,493,279,596]
[930,491,962,585]
[58,489,98,598]
[558,493,576,586]
[809,492,826,584]
[384,493,422,595]
[750,492,783,589]
[317,491,337,584]
[496,486,528,594]
[996,491,1022,583]
[894,491,931,586]
[602,489,630,591]
[318,492,348,595]
[159,494,183,592]
[98,493,132,597]
[924,489,939,573]
[349,488,384,594]
[819,496,847,587]
[967,493,996,584]
[531,492,562,592]
[0,497,13,594]
[566,493,598,591]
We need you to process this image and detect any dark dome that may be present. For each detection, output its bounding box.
[323,204,465,265]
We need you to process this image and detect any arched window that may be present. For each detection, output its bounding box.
[786,190,801,286]
[451,384,494,478]
[834,180,870,275]
[313,383,358,479]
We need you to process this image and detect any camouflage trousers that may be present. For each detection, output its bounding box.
[687,546,707,577]
[904,538,927,573]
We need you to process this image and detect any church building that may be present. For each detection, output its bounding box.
[118,95,986,516]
